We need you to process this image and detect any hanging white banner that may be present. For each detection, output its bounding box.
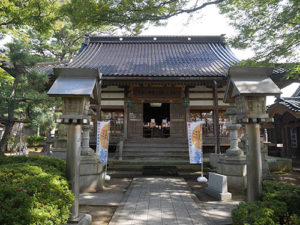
[96,121,110,163]
[187,121,204,164]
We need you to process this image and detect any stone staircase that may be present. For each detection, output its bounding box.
[107,138,212,178]
[121,137,189,160]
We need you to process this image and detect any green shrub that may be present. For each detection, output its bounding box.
[26,135,46,147]
[0,156,74,225]
[232,202,276,225]
[263,180,300,216]
[232,180,300,225]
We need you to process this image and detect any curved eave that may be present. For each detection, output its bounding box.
[68,38,238,77]
[267,103,300,118]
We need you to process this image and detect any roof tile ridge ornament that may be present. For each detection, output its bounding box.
[88,35,226,44]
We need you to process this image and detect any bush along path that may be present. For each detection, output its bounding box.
[0,155,74,225]
[232,180,300,225]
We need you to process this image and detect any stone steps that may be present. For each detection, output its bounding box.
[107,138,211,178]
[107,158,213,179]
[122,138,189,160]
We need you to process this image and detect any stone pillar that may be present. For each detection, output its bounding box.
[218,105,247,193]
[246,123,262,202]
[66,124,81,221]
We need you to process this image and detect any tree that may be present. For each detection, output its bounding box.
[0,0,60,33]
[1,0,224,35]
[218,0,300,74]
[0,39,57,155]
[61,0,224,33]
[26,20,114,62]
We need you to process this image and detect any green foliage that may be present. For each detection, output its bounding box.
[25,20,113,62]
[1,0,223,35]
[0,155,73,225]
[219,0,300,65]
[0,38,59,134]
[26,136,46,147]
[62,0,222,34]
[0,0,61,33]
[232,180,300,225]
[0,68,14,86]
[263,180,300,216]
[232,202,276,225]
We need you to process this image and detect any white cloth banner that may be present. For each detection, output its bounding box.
[187,121,204,164]
[96,121,110,163]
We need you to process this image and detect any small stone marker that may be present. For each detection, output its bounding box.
[204,172,232,200]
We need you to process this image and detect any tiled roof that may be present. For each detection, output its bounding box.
[67,36,240,77]
[26,62,66,75]
[292,85,300,97]
[269,98,300,112]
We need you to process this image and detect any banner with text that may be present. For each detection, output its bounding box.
[187,121,203,164]
[96,121,110,163]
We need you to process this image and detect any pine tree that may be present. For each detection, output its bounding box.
[0,39,58,154]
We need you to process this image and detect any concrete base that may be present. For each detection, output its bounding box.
[267,157,293,172]
[66,213,92,225]
[217,156,247,194]
[51,138,67,160]
[51,147,66,160]
[80,155,105,193]
[209,153,225,168]
[204,187,232,201]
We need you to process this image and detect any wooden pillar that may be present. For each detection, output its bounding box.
[213,80,221,154]
[94,81,102,136]
[280,120,286,157]
[123,87,128,140]
[185,86,190,139]
[284,126,289,157]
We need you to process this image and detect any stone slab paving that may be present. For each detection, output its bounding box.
[80,193,124,206]
[109,177,239,225]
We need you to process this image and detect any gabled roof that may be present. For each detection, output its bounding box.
[272,98,300,112]
[224,67,281,103]
[292,85,300,97]
[67,36,239,77]
[267,98,300,119]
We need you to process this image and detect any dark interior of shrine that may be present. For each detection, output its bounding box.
[143,103,170,124]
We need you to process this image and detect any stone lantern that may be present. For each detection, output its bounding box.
[223,67,281,202]
[48,68,101,225]
[217,103,246,194]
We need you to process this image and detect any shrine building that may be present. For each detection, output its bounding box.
[48,35,289,157]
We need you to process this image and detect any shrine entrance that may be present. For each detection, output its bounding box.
[143,103,170,138]
[127,84,186,139]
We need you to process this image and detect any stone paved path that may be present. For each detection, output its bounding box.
[109,177,238,225]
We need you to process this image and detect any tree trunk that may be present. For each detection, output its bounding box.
[0,121,14,155]
[0,72,20,155]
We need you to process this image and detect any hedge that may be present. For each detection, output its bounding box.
[0,156,74,225]
[26,135,46,147]
[232,180,300,225]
